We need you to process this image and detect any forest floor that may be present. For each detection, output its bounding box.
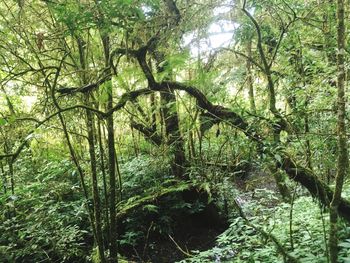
[132,220,223,262]
[119,209,225,262]
[122,166,280,262]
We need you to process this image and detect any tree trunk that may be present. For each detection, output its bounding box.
[77,36,106,263]
[160,89,186,177]
[329,0,348,262]
[154,50,186,178]
[150,93,157,132]
[304,101,312,170]
[97,120,110,248]
[0,160,6,193]
[55,110,98,248]
[101,34,119,263]
[246,39,256,114]
[86,103,106,263]
[8,158,14,195]
[243,6,291,200]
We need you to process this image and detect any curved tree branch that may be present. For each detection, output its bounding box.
[130,121,163,146]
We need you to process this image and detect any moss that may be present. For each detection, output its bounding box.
[116,181,192,219]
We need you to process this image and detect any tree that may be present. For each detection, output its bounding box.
[1,0,350,262]
[328,0,348,261]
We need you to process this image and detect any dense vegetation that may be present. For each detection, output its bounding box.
[1,0,350,262]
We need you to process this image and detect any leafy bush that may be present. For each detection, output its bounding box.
[118,155,206,248]
[0,160,90,263]
[120,154,172,198]
[179,193,331,263]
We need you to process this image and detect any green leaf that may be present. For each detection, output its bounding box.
[98,81,111,103]
[143,204,158,213]
[339,242,350,248]
[274,154,282,163]
[0,118,6,126]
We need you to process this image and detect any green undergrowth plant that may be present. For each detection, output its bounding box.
[336,181,350,262]
[178,190,339,263]
[120,154,173,198]
[118,155,207,248]
[0,159,90,263]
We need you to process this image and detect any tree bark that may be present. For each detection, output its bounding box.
[329,0,348,261]
[153,49,186,178]
[77,36,106,263]
[0,160,6,193]
[101,34,119,263]
[86,105,106,263]
[246,39,256,114]
[8,158,14,195]
[160,88,186,177]
[97,120,110,249]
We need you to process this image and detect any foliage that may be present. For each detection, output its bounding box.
[120,154,173,198]
[118,155,206,247]
[180,193,331,263]
[0,160,90,263]
[0,0,350,262]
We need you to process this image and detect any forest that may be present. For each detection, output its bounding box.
[1,0,350,262]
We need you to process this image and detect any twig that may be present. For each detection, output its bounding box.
[168,234,193,257]
[143,221,154,258]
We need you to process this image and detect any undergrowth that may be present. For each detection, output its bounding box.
[179,186,350,263]
[0,160,89,263]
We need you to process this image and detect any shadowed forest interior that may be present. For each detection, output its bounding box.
[1,0,350,262]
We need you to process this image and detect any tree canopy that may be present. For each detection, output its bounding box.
[1,0,350,262]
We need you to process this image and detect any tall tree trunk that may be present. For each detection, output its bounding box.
[150,93,157,132]
[160,88,186,177]
[329,0,348,262]
[154,50,186,178]
[0,160,6,193]
[55,110,98,247]
[101,34,119,263]
[77,37,106,263]
[246,39,256,114]
[8,158,14,195]
[188,130,196,160]
[304,100,312,170]
[267,79,291,201]
[97,120,110,248]
[243,5,291,201]
[85,105,106,263]
[299,41,313,171]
